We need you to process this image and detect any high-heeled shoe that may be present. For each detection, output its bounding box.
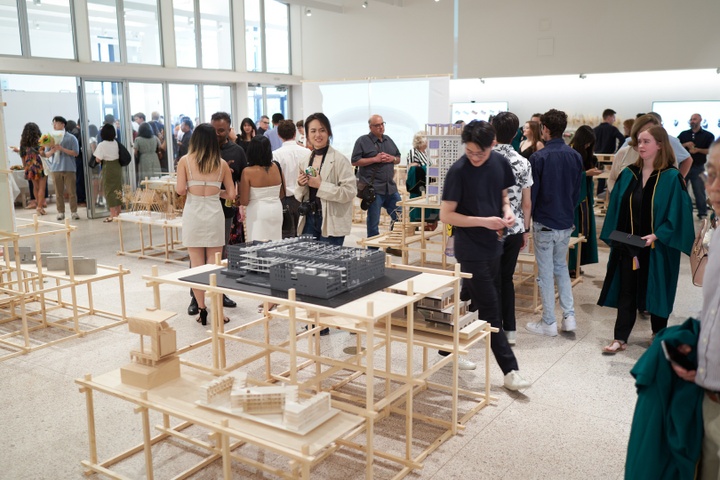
[36,207,46,216]
[196,307,208,326]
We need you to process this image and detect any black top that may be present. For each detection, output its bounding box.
[593,122,625,154]
[177,131,191,160]
[442,152,515,261]
[351,133,401,195]
[220,140,247,218]
[678,128,715,166]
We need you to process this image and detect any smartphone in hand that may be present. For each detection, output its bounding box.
[661,340,696,371]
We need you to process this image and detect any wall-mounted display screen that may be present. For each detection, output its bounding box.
[451,102,508,124]
[651,101,720,141]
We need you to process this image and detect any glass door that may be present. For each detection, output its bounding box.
[79,79,130,219]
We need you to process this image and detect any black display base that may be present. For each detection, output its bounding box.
[179,267,420,309]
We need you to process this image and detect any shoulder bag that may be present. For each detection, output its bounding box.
[690,218,712,287]
[118,142,132,167]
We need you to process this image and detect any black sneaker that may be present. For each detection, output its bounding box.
[187,296,199,316]
[222,295,237,308]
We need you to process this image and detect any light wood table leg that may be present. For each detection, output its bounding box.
[137,391,154,480]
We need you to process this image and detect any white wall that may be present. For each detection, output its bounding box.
[300,0,720,81]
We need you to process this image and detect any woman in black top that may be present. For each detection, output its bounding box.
[236,117,256,152]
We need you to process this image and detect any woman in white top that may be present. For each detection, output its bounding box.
[93,124,123,221]
[176,124,236,326]
[239,135,283,242]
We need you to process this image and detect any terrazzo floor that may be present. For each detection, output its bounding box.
[0,203,706,479]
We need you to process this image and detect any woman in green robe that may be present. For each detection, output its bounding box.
[568,126,601,274]
[598,126,694,354]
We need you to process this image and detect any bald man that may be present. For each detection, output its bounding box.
[679,113,715,219]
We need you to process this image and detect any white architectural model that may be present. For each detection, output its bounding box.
[197,373,336,434]
[424,124,463,203]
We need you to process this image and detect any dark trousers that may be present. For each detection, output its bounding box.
[614,252,667,342]
[500,233,523,332]
[440,258,519,375]
[75,156,86,203]
[282,196,301,238]
[302,211,344,246]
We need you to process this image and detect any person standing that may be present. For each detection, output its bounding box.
[240,136,283,242]
[438,120,531,390]
[598,126,694,353]
[12,122,47,215]
[176,118,193,165]
[273,120,309,237]
[256,115,270,136]
[491,112,533,346]
[42,116,80,221]
[176,124,236,326]
[263,113,285,151]
[351,114,402,244]
[679,113,715,219]
[525,109,584,337]
[593,108,625,155]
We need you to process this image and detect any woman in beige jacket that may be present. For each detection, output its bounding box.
[295,112,357,245]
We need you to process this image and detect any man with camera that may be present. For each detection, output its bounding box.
[351,115,402,250]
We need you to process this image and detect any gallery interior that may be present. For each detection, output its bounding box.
[1,0,719,478]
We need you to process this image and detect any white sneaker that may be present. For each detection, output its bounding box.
[506,330,517,345]
[504,370,531,391]
[457,357,477,370]
[57,213,65,221]
[71,212,80,220]
[525,321,558,337]
[562,315,577,332]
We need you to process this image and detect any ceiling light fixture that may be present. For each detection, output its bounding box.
[305,8,311,16]
[579,73,587,79]
[363,1,368,8]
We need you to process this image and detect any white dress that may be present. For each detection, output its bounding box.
[182,165,225,248]
[245,185,283,242]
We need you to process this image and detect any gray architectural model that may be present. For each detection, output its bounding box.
[224,237,386,299]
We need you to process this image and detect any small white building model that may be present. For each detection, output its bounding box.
[231,385,299,415]
[283,392,332,431]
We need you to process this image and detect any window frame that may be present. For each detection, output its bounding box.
[11,0,79,60]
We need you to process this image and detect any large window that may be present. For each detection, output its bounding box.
[202,85,232,123]
[245,0,289,74]
[247,85,288,124]
[173,0,232,70]
[0,0,22,55]
[124,0,162,65]
[88,0,121,62]
[25,0,75,59]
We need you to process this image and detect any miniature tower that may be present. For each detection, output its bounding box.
[120,309,180,388]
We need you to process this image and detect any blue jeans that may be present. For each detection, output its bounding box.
[302,211,345,246]
[686,164,708,217]
[533,222,575,325]
[366,191,401,238]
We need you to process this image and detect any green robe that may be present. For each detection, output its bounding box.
[626,318,703,479]
[598,166,694,318]
[569,172,598,270]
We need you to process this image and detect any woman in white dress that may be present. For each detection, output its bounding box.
[176,124,236,326]
[239,135,283,242]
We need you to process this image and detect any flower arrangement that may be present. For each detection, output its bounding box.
[38,134,55,148]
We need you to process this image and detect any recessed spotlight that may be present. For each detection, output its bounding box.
[305,8,311,16]
[579,73,587,79]
[362,1,368,8]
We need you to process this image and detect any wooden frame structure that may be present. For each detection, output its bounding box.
[77,256,495,479]
[0,216,129,361]
[114,212,188,265]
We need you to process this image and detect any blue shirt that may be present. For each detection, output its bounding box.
[264,128,283,151]
[529,138,583,230]
[46,131,79,173]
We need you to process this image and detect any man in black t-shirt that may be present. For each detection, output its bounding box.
[679,113,715,218]
[439,121,531,391]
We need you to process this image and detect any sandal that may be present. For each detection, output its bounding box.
[196,307,208,326]
[223,316,230,324]
[103,217,114,223]
[36,207,46,216]
[602,340,627,354]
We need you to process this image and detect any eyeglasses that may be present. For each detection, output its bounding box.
[465,147,488,158]
[703,170,717,184]
[370,122,386,128]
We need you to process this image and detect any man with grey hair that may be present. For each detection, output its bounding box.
[679,113,715,219]
[351,114,402,249]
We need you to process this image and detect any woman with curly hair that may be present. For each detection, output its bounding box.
[12,122,47,215]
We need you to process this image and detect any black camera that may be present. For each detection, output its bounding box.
[298,201,317,216]
[359,185,376,211]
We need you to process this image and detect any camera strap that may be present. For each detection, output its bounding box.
[307,146,329,205]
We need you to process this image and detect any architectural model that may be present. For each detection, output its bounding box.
[225,237,386,299]
[424,124,463,203]
[120,309,180,389]
[196,372,336,434]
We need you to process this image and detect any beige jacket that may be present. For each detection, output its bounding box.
[295,146,357,237]
[608,145,638,193]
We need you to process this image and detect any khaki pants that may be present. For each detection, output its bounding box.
[52,171,77,214]
[702,394,720,480]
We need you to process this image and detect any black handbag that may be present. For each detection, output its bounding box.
[88,154,98,169]
[118,143,132,167]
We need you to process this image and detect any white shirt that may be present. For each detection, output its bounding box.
[273,140,310,197]
[94,140,119,161]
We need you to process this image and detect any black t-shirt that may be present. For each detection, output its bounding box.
[442,152,516,261]
[678,128,715,166]
[220,140,247,218]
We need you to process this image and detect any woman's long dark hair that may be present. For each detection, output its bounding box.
[188,123,222,174]
[246,135,273,169]
[570,125,597,170]
[240,117,256,141]
[20,122,42,153]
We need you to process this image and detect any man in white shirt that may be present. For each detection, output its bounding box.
[273,120,310,237]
